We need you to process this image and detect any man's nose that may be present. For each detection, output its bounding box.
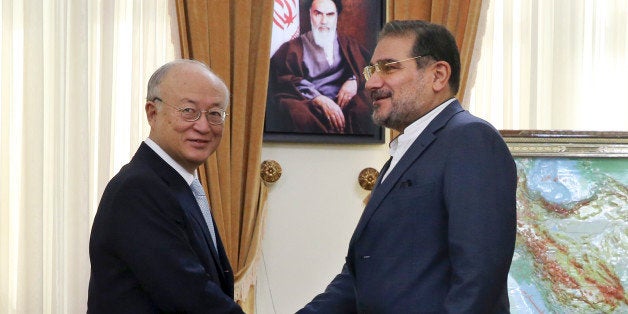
[193,112,213,132]
[365,72,383,91]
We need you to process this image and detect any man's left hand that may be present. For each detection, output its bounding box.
[337,79,357,108]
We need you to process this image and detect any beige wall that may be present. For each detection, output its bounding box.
[256,140,389,313]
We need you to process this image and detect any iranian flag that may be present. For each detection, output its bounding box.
[271,0,300,57]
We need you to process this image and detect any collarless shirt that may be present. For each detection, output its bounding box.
[144,138,196,184]
[381,98,456,182]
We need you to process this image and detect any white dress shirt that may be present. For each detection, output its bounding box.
[381,98,456,182]
[144,138,196,184]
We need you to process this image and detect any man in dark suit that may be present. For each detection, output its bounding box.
[299,20,517,313]
[88,60,244,313]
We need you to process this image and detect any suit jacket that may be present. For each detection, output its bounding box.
[88,143,243,313]
[299,101,517,313]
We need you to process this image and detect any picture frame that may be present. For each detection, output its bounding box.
[501,130,628,158]
[500,130,627,313]
[264,0,386,144]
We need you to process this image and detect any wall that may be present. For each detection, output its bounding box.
[256,141,389,313]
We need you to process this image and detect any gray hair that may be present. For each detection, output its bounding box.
[146,59,230,106]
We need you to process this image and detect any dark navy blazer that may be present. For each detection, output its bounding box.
[299,100,517,313]
[88,143,243,313]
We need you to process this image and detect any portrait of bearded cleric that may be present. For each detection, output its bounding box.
[265,0,384,143]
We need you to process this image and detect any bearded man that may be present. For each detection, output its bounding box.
[266,0,373,135]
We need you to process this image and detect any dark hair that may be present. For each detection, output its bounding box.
[307,0,342,15]
[379,20,461,94]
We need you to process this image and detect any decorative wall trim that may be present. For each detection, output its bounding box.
[500,130,628,158]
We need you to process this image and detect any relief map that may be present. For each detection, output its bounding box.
[509,158,627,313]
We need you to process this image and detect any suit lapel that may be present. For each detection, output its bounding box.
[373,157,392,190]
[179,189,229,285]
[173,184,223,267]
[349,101,465,246]
[136,143,228,281]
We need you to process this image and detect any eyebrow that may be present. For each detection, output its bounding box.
[180,98,224,108]
[368,58,398,66]
[313,9,336,15]
[179,98,198,107]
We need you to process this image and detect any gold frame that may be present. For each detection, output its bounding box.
[500,130,628,158]
[264,0,386,144]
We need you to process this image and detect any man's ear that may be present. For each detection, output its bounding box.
[432,61,451,93]
[146,101,158,126]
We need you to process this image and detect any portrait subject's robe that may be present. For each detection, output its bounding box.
[266,32,373,134]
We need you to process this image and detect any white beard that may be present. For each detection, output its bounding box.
[311,25,337,66]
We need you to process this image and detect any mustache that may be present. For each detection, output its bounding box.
[370,90,392,101]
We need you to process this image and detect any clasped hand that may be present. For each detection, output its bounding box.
[312,79,357,133]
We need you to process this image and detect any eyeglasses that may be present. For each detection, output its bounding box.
[362,55,427,81]
[153,98,228,125]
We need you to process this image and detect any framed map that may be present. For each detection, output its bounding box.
[501,130,628,313]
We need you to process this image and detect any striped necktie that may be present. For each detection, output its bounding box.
[190,178,218,251]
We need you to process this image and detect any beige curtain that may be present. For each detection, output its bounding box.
[386,0,483,138]
[175,0,274,312]
[0,1,180,312]
[464,0,628,131]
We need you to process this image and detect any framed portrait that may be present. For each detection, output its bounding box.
[264,0,386,144]
[500,130,628,313]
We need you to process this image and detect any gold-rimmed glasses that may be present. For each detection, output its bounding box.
[153,98,227,125]
[362,55,427,81]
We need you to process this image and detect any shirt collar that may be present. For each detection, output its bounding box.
[389,98,456,156]
[144,138,196,185]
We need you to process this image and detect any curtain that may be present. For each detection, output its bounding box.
[0,0,180,312]
[387,0,483,138]
[175,0,274,312]
[463,0,628,131]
